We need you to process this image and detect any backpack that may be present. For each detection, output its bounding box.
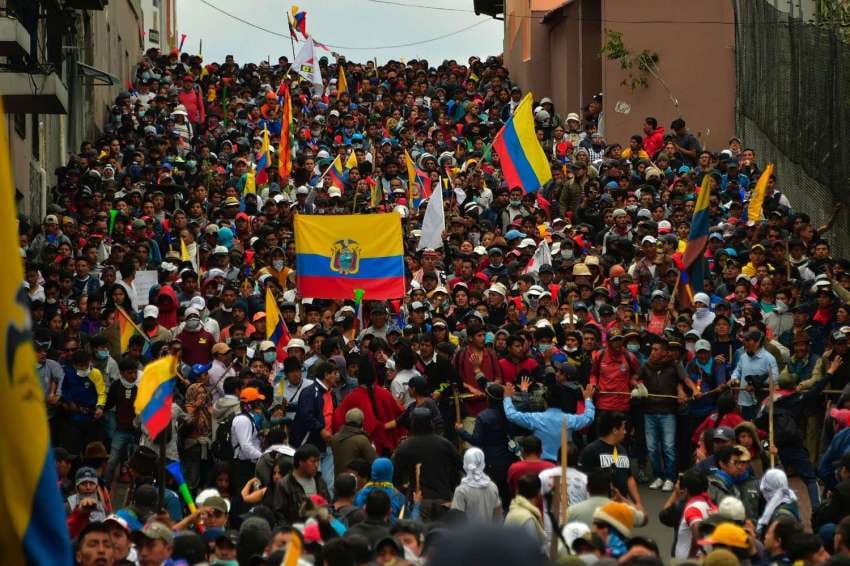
[211,412,239,462]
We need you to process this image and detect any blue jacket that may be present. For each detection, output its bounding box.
[61,365,106,423]
[290,380,333,450]
[503,398,595,461]
[458,407,517,467]
[819,427,850,489]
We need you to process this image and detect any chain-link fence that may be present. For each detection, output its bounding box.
[734,0,850,255]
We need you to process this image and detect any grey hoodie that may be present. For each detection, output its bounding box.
[212,394,241,438]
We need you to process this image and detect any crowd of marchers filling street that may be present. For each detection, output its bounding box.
[27,42,850,566]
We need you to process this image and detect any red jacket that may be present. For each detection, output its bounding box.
[333,385,403,455]
[178,87,206,125]
[644,126,666,158]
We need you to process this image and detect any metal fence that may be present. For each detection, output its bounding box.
[734,0,850,255]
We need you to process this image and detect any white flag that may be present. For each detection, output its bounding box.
[524,240,552,274]
[417,187,444,251]
[291,38,323,96]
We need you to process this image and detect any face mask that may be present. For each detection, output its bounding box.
[509,199,521,207]
[595,299,605,309]
[627,343,640,353]
[46,297,57,304]
[95,350,109,361]
[564,346,578,353]
[142,319,157,331]
[775,300,788,314]
[263,351,276,363]
[272,260,285,271]
[186,319,202,331]
[77,366,91,377]
[538,343,553,353]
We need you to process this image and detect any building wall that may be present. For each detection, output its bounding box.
[503,0,564,99]
[3,0,143,220]
[599,0,736,149]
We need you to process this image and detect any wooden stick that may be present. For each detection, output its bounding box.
[415,463,422,494]
[768,375,776,468]
[668,272,681,317]
[566,302,575,331]
[453,385,463,450]
[560,417,569,525]
[598,391,680,400]
[549,480,561,560]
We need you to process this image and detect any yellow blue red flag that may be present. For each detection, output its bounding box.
[681,173,714,295]
[294,213,405,299]
[134,354,178,439]
[266,287,290,361]
[0,102,72,565]
[492,93,552,193]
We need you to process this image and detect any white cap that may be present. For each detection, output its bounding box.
[185,307,201,319]
[329,109,340,117]
[296,185,310,195]
[658,220,672,232]
[641,235,657,245]
[517,238,537,249]
[562,522,591,553]
[205,268,226,281]
[189,296,206,311]
[694,292,710,306]
[717,496,746,522]
[301,323,318,335]
[259,340,276,351]
[286,338,306,351]
[473,245,487,255]
[410,301,426,311]
[328,187,342,198]
[695,339,712,352]
[535,319,552,329]
[488,283,507,296]
[213,245,229,255]
[385,358,396,371]
[143,305,159,319]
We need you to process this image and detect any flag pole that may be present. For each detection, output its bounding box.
[560,416,569,525]
[157,430,167,510]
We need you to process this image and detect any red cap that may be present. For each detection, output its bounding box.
[831,408,850,428]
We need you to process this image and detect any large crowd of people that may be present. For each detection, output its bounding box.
[26,45,850,566]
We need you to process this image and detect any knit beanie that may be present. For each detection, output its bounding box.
[592,502,634,538]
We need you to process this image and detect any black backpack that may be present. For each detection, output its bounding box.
[211,413,239,462]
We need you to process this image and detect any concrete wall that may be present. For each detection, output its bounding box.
[503,0,564,99]
[600,0,736,149]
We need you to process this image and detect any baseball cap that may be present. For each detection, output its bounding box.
[713,426,736,442]
[44,214,59,224]
[211,343,231,355]
[75,466,98,486]
[697,522,749,549]
[258,340,276,351]
[830,408,850,428]
[142,305,159,319]
[239,387,266,402]
[286,338,306,351]
[695,339,712,352]
[204,496,229,514]
[136,521,174,545]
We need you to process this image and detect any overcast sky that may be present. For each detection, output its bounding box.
[177,0,503,66]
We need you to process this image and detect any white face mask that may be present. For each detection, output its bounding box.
[775,300,788,314]
[77,366,91,377]
[564,346,578,353]
[595,299,605,309]
[272,260,285,271]
[186,319,202,331]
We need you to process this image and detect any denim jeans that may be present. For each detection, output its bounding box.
[105,429,138,486]
[644,414,676,481]
[321,446,335,497]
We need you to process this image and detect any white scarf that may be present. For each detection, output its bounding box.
[757,468,797,532]
[461,447,491,488]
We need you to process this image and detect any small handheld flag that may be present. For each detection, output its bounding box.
[134,355,178,439]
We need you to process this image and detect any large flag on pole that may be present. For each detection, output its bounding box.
[337,66,348,99]
[0,101,73,566]
[266,287,291,361]
[295,213,405,299]
[292,37,323,96]
[134,355,178,439]
[254,128,271,185]
[681,173,713,295]
[745,164,775,225]
[417,187,445,251]
[492,93,552,193]
[278,82,294,182]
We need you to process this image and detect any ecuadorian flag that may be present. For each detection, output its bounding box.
[134,354,178,439]
[0,101,72,565]
[681,173,713,295]
[493,93,552,193]
[266,287,290,361]
[327,155,346,189]
[255,128,271,186]
[294,213,405,300]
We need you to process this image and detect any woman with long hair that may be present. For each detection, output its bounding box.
[332,355,403,456]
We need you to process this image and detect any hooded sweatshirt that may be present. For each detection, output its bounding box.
[211,394,241,439]
[354,458,407,520]
[156,285,180,329]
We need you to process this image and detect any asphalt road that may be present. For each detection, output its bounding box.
[631,486,677,559]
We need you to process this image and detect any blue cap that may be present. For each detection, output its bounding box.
[678,165,691,175]
[604,180,619,191]
[505,229,527,241]
[190,363,212,379]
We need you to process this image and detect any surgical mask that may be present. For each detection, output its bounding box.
[538,343,553,353]
[775,300,788,314]
[95,350,109,360]
[564,346,578,353]
[595,299,605,309]
[272,260,285,271]
[561,248,574,260]
[509,199,521,207]
[627,343,640,353]
[263,351,276,363]
[186,319,202,331]
[77,366,91,377]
